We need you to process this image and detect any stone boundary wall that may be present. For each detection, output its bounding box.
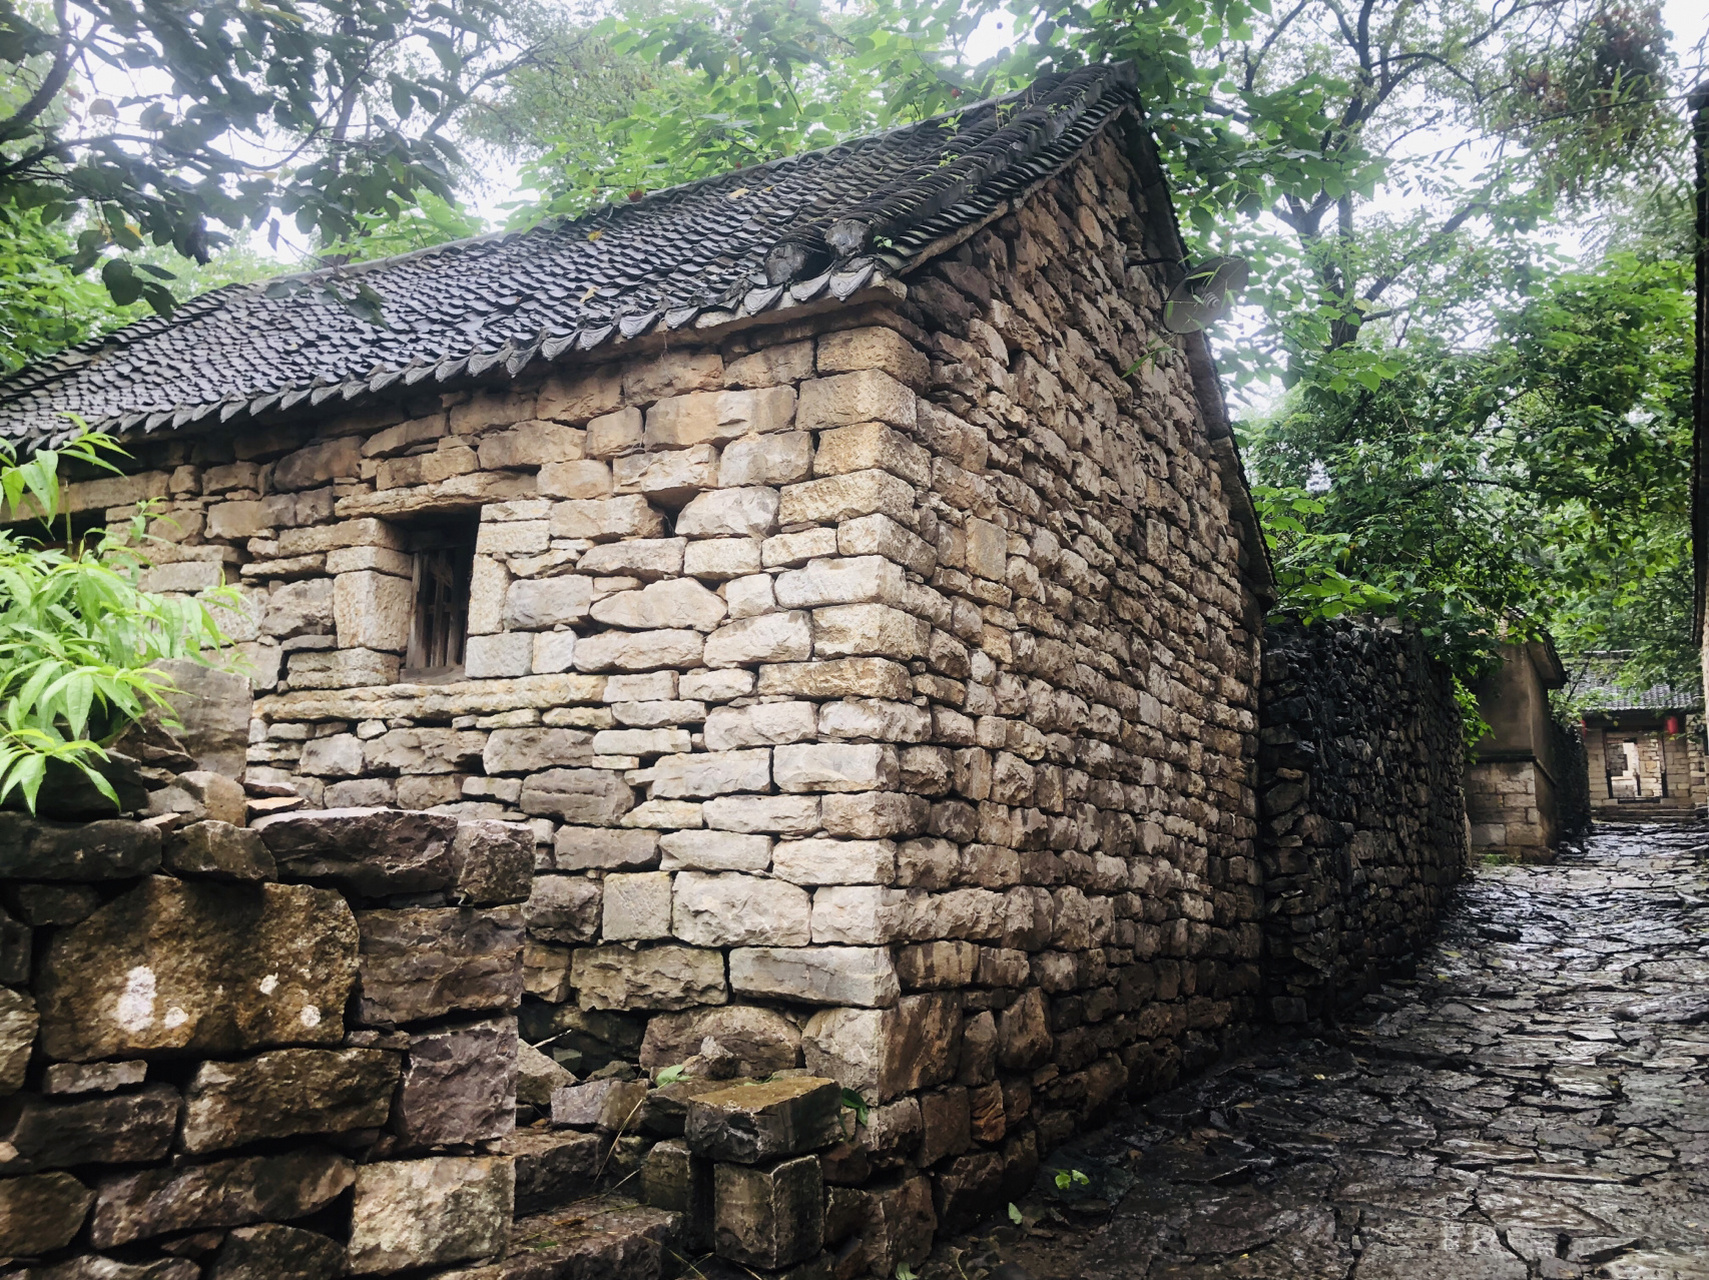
[1257,619,1469,1022]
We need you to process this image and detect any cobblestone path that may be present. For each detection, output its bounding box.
[944,823,1709,1280]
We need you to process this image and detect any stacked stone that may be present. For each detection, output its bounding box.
[0,761,553,1275]
[60,126,1269,1272]
[1257,619,1469,1022]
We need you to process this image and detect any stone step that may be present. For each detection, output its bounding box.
[440,1195,683,1279]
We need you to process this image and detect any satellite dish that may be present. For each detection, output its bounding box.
[1162,257,1249,334]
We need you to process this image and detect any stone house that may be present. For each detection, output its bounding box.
[1466,639,1572,862]
[1567,652,1706,820]
[0,64,1277,1273]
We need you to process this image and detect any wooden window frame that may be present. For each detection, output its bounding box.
[402,519,477,681]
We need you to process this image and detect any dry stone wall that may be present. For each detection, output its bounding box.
[25,122,1279,1277]
[1257,619,1469,1023]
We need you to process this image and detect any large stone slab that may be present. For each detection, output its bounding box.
[450,820,534,905]
[89,1149,355,1246]
[355,907,524,1026]
[208,1223,348,1280]
[802,993,963,1103]
[729,946,900,1007]
[180,1047,400,1154]
[0,1084,180,1171]
[0,814,160,881]
[713,1154,823,1269]
[502,1128,601,1215]
[346,1156,514,1274]
[38,878,357,1062]
[0,1170,94,1254]
[254,807,460,896]
[28,1254,199,1279]
[639,1006,803,1077]
[392,1017,517,1148]
[570,946,727,1012]
[434,1196,681,1279]
[684,1077,843,1163]
[523,875,601,944]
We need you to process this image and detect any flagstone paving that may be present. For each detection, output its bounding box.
[935,822,1709,1280]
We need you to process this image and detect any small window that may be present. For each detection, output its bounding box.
[404,520,477,679]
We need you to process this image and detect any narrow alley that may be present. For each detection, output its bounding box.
[943,825,1709,1280]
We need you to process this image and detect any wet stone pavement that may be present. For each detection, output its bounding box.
[933,823,1709,1280]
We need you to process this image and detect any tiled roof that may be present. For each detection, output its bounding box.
[0,63,1140,450]
[1566,652,1702,714]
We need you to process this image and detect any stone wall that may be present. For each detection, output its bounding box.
[1257,619,1469,1023]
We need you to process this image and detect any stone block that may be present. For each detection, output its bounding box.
[366,728,489,776]
[720,431,813,487]
[274,437,361,491]
[465,632,533,678]
[525,874,603,943]
[899,941,981,992]
[673,872,810,947]
[549,495,666,542]
[763,527,840,568]
[726,340,814,388]
[584,406,644,457]
[644,387,795,449]
[816,327,930,389]
[772,838,897,885]
[571,945,728,1011]
[449,819,535,905]
[726,573,775,618]
[38,878,356,1061]
[392,1017,516,1148]
[285,647,401,690]
[377,446,477,491]
[255,807,460,895]
[208,1222,348,1280]
[603,871,674,941]
[729,946,899,1007]
[614,442,720,505]
[40,1061,146,1097]
[932,1150,1003,1232]
[640,1006,803,1076]
[0,814,162,881]
[676,486,781,538]
[917,1087,970,1167]
[704,702,817,752]
[537,457,615,500]
[778,469,916,528]
[479,421,586,469]
[548,825,657,870]
[334,571,412,653]
[592,579,727,631]
[449,388,534,432]
[298,733,363,778]
[207,499,273,540]
[523,769,635,826]
[525,941,573,1003]
[641,1139,712,1250]
[967,1080,1005,1142]
[713,1154,823,1269]
[0,1171,94,1255]
[89,1149,355,1246]
[516,1041,575,1109]
[573,628,704,672]
[181,1047,398,1154]
[756,657,913,700]
[354,906,524,1026]
[811,885,907,945]
[651,749,772,799]
[774,744,899,794]
[533,630,578,674]
[996,988,1051,1069]
[483,727,593,773]
[702,795,822,836]
[775,556,906,609]
[684,537,763,580]
[146,770,247,827]
[538,366,623,423]
[686,1077,842,1166]
[820,792,929,839]
[0,1084,179,1171]
[0,987,37,1096]
[551,1077,648,1131]
[838,512,936,576]
[362,417,446,459]
[626,350,723,402]
[504,576,592,629]
[164,821,276,883]
[798,367,917,430]
[659,830,773,872]
[813,422,931,486]
[813,604,930,659]
[801,994,961,1104]
[704,611,812,667]
[346,1156,513,1273]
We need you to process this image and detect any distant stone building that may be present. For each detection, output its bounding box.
[0,64,1286,1274]
[1567,653,1705,820]
[1466,640,1570,861]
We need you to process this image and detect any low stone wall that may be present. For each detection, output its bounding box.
[1256,619,1469,1023]
[0,779,557,1277]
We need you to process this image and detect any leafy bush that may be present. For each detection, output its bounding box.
[0,432,234,811]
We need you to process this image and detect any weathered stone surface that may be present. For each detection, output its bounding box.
[702,794,821,836]
[483,727,593,774]
[675,487,781,539]
[254,807,459,896]
[773,837,896,885]
[516,1041,575,1108]
[640,1139,712,1250]
[503,1128,600,1215]
[154,660,253,777]
[0,1084,179,1171]
[38,878,356,1061]
[995,987,1051,1069]
[774,743,900,793]
[0,814,161,881]
[0,986,38,1095]
[802,994,961,1103]
[524,874,602,943]
[0,1171,94,1255]
[30,1255,199,1280]
[355,906,524,1026]
[645,388,795,449]
[865,1175,935,1276]
[703,702,817,752]
[672,872,811,947]
[551,1078,648,1131]
[549,826,657,871]
[450,820,534,905]
[713,1154,823,1269]
[393,1017,517,1148]
[570,946,727,1011]
[149,771,248,826]
[602,871,673,941]
[685,1077,843,1164]
[658,829,772,872]
[90,1149,355,1246]
[572,628,703,672]
[180,1047,399,1154]
[41,1060,146,1096]
[208,1223,347,1280]
[703,611,812,668]
[346,1157,513,1274]
[640,1006,803,1076]
[729,946,900,1007]
[651,749,772,799]
[756,658,913,700]
[522,770,635,825]
[163,821,276,883]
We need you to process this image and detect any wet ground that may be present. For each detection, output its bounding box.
[936,822,1709,1280]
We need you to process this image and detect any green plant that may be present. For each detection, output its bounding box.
[1007,1202,1023,1224]
[0,429,234,811]
[653,1063,687,1086]
[1053,1168,1091,1192]
[840,1087,869,1127]
[894,1265,918,1280]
